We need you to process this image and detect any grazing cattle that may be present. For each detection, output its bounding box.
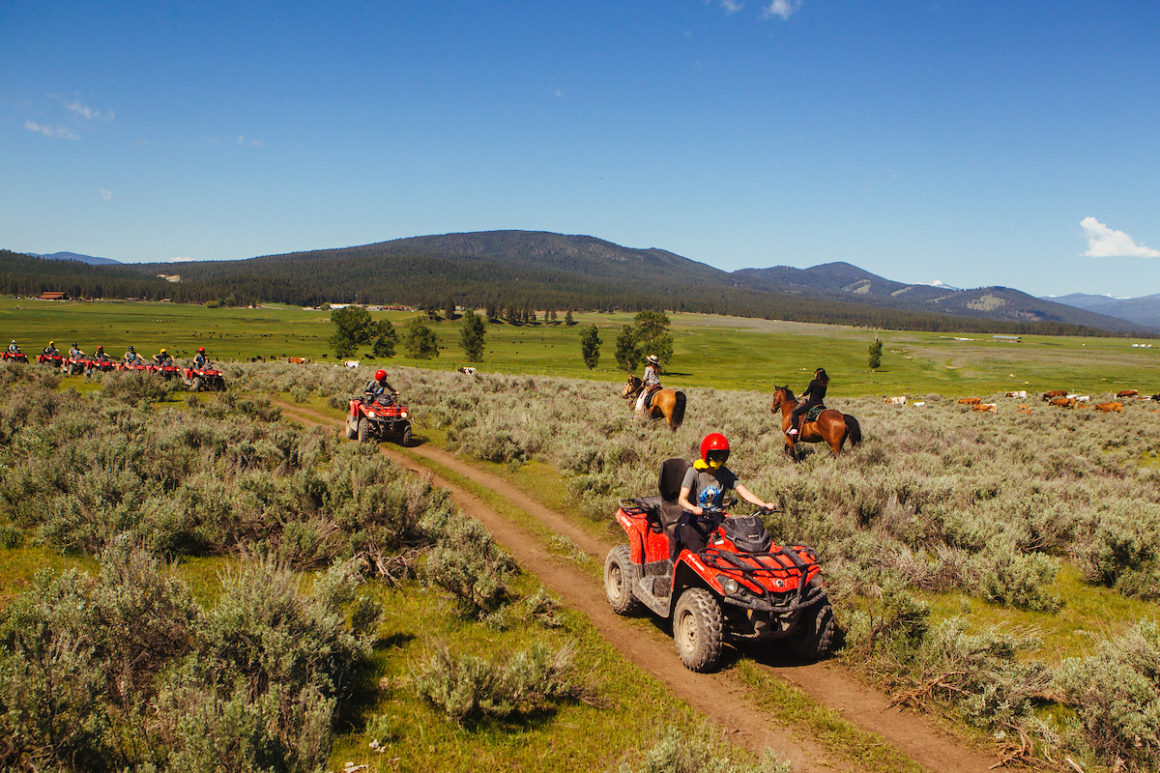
[458,366,477,375]
[344,360,360,369]
[1117,389,1139,398]
[1018,405,1033,414]
[972,403,997,412]
[287,356,308,364]
[1005,390,1028,399]
[1152,394,1160,402]
[1094,402,1123,413]
[957,397,982,405]
[1042,389,1067,401]
[1048,397,1076,408]
[884,395,907,405]
[1070,394,1090,403]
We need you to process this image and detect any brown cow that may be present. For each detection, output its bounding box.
[972,403,997,412]
[287,356,308,364]
[1094,402,1124,412]
[1116,389,1138,398]
[958,397,982,405]
[1017,404,1033,414]
[1048,397,1076,408]
[1041,389,1067,401]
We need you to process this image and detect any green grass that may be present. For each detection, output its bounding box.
[5,296,1160,395]
[920,563,1159,663]
[0,544,97,609]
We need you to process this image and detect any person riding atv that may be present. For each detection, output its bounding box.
[364,369,398,405]
[92,345,110,362]
[123,346,141,364]
[8,340,20,354]
[191,346,209,369]
[153,348,173,366]
[673,433,776,556]
[43,340,59,356]
[634,354,663,415]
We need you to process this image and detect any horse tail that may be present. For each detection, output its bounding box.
[672,391,686,429]
[844,414,862,446]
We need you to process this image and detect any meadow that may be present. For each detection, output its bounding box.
[3,296,1160,395]
[5,297,1160,771]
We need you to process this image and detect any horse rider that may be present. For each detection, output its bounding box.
[153,348,173,366]
[674,433,776,556]
[44,340,59,356]
[635,354,662,414]
[191,346,209,369]
[788,367,828,437]
[364,369,398,405]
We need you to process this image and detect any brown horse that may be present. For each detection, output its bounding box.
[771,385,862,459]
[623,375,686,431]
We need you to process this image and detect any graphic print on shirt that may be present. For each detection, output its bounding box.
[698,483,724,510]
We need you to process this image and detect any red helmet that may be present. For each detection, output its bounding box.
[374,369,387,381]
[700,433,730,467]
[197,347,205,353]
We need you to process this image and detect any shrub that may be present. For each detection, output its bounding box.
[424,513,516,617]
[617,722,791,773]
[412,642,581,724]
[1056,620,1160,769]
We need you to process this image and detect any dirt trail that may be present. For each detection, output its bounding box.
[276,401,998,773]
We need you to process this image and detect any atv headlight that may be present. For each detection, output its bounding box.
[367,411,376,418]
[721,577,741,596]
[400,410,408,419]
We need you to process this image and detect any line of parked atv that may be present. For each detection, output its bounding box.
[33,352,226,392]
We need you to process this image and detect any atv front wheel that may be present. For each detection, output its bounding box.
[345,418,357,440]
[604,545,642,615]
[673,587,724,672]
[400,427,412,447]
[357,417,370,443]
[190,377,202,393]
[789,598,836,661]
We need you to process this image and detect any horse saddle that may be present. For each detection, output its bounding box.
[643,386,659,409]
[806,404,826,422]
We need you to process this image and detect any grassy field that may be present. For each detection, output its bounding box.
[4,296,1160,395]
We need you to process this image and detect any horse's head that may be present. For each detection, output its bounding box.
[622,375,641,399]
[771,385,796,413]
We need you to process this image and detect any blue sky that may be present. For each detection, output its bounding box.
[2,0,1158,297]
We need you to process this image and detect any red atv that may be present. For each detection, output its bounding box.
[84,357,116,377]
[2,351,29,364]
[37,353,63,368]
[63,355,87,375]
[604,458,836,672]
[184,365,226,392]
[117,360,150,373]
[148,362,180,379]
[346,395,412,446]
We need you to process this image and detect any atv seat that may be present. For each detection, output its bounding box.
[631,458,690,532]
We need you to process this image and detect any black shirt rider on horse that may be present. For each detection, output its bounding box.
[787,368,828,437]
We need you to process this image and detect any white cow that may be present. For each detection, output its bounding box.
[344,360,360,369]
[884,395,907,406]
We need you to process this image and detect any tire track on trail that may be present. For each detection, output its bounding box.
[276,401,998,773]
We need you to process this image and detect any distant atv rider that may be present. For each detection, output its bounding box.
[153,348,173,366]
[43,340,59,356]
[673,433,775,556]
[364,369,398,405]
[634,354,663,414]
[788,368,829,437]
[8,340,21,353]
[123,346,140,364]
[191,346,209,369]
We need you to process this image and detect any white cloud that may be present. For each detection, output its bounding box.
[100,188,113,201]
[763,0,801,19]
[237,135,265,148]
[721,0,744,14]
[763,0,800,19]
[65,99,114,121]
[1080,216,1160,258]
[24,121,79,140]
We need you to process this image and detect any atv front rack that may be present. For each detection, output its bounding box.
[701,543,827,613]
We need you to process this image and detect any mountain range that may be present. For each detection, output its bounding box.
[12,232,1158,334]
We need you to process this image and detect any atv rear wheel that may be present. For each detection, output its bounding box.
[400,427,412,447]
[604,545,642,615]
[190,377,202,393]
[673,587,724,672]
[357,417,370,443]
[789,596,836,661]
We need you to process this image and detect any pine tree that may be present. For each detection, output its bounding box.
[579,324,601,369]
[459,309,486,362]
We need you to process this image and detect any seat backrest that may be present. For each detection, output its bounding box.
[658,458,692,503]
